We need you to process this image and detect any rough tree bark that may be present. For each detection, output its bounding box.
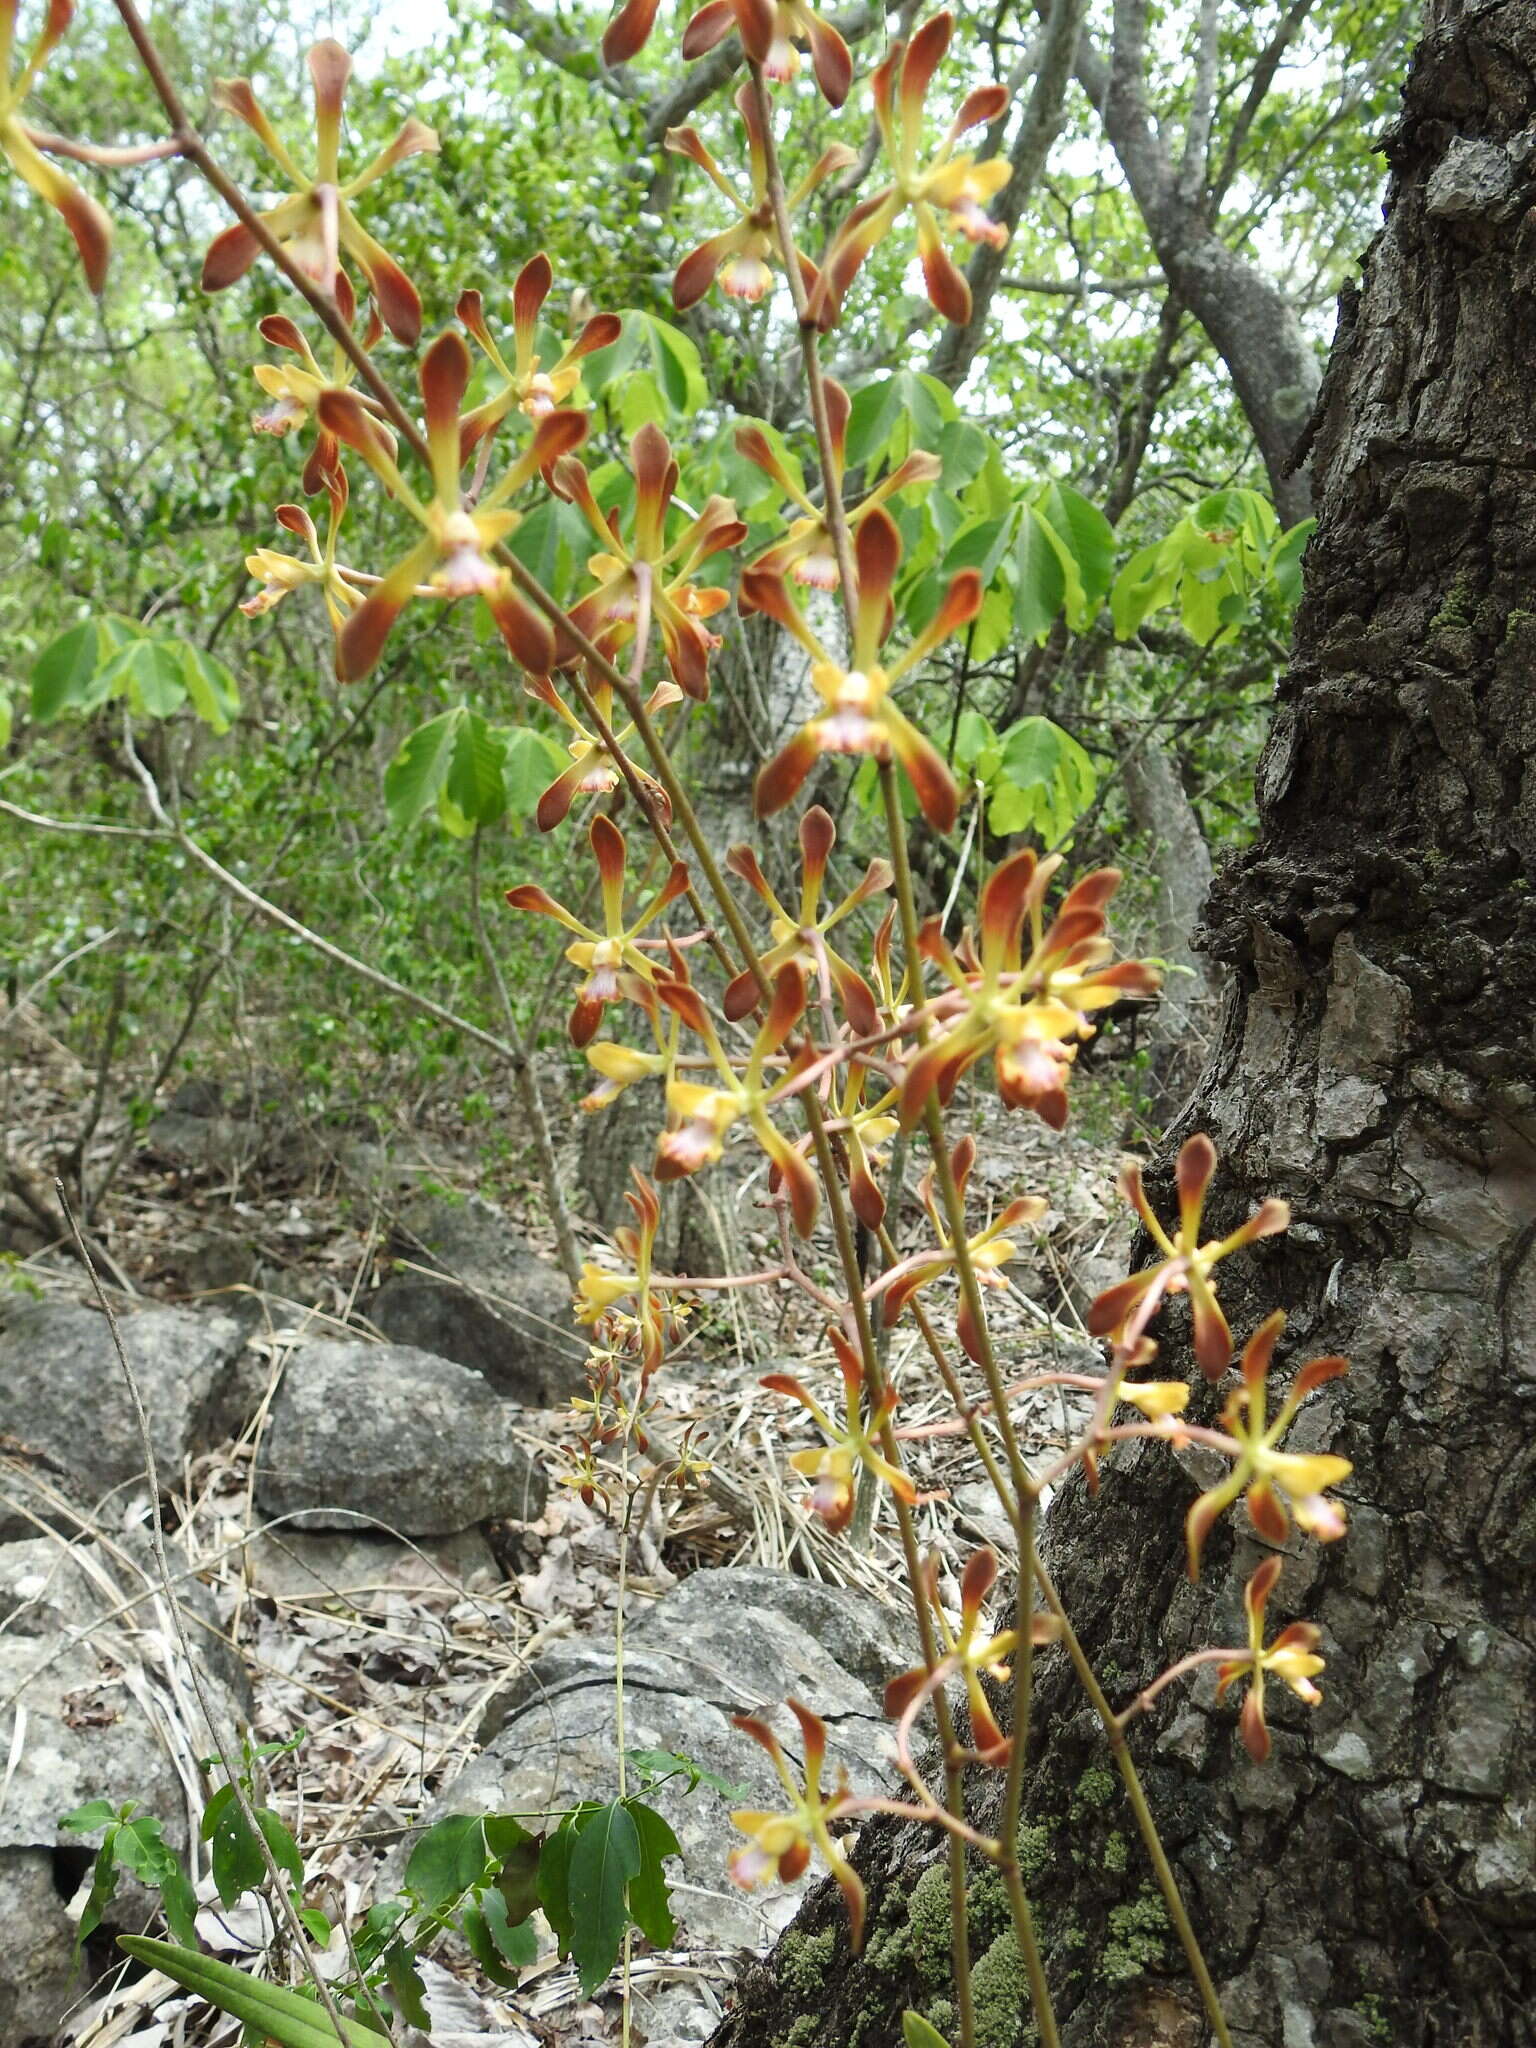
[713,5,1536,2043]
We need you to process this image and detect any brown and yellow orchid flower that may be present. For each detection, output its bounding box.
[1,0,112,291]
[1216,1557,1327,1762]
[574,1170,680,1381]
[506,813,691,1046]
[723,804,890,1029]
[899,850,1161,1132]
[737,379,940,594]
[457,254,621,452]
[810,12,1010,329]
[240,479,361,636]
[876,1134,1044,1364]
[667,86,854,310]
[729,1700,865,1946]
[763,1329,915,1536]
[1185,1312,1350,1577]
[250,272,388,493]
[1087,1135,1290,1378]
[833,1062,901,1230]
[202,40,436,343]
[653,961,820,1233]
[524,671,682,833]
[885,1549,1060,1767]
[580,1033,672,1114]
[605,0,851,103]
[749,506,976,831]
[317,331,586,681]
[695,0,853,101]
[554,423,745,701]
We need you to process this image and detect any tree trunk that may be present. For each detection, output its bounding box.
[712,6,1536,2043]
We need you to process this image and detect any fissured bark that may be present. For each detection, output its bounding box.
[713,6,1536,2044]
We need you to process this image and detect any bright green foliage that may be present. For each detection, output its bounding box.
[61,1801,198,1952]
[31,615,240,732]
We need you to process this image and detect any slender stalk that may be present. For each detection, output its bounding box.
[468,827,583,1288]
[1032,1546,1234,2048]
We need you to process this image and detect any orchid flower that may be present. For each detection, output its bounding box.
[1086,1136,1290,1378]
[833,1063,901,1231]
[667,86,854,309]
[605,0,853,105]
[1216,1557,1327,1762]
[506,813,691,1045]
[810,13,1012,329]
[202,40,437,343]
[574,1170,679,1380]
[2,0,112,291]
[653,960,820,1233]
[457,254,621,450]
[728,1700,865,1947]
[899,850,1161,1132]
[877,1134,1045,1364]
[884,1549,1060,1766]
[249,272,387,493]
[723,804,890,1030]
[524,671,682,832]
[762,1329,916,1535]
[736,379,940,593]
[240,479,360,636]
[316,331,586,681]
[747,506,977,831]
[554,423,745,700]
[1184,1311,1351,1577]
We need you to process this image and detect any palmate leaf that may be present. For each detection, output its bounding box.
[116,1938,391,2048]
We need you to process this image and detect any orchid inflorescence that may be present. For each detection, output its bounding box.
[38,6,1357,2016]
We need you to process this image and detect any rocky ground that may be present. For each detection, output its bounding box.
[0,1003,1136,2048]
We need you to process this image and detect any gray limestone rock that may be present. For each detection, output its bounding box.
[370,1192,588,1406]
[254,1337,547,1535]
[0,1300,253,1512]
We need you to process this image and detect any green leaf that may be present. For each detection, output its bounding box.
[903,2012,952,2047]
[30,616,138,721]
[626,1801,681,1949]
[405,1811,492,1911]
[0,693,11,748]
[116,1938,391,2048]
[502,724,567,814]
[178,643,240,733]
[950,709,997,776]
[384,709,460,831]
[1014,506,1067,644]
[61,1800,121,1832]
[637,311,708,415]
[1036,483,1115,623]
[382,1942,431,2031]
[97,636,189,719]
[990,717,1097,843]
[461,1901,523,1988]
[1110,538,1177,640]
[538,1821,576,1954]
[1268,519,1314,606]
[202,1785,265,1907]
[567,1800,641,1995]
[845,377,907,470]
[443,710,508,830]
[112,1814,198,1948]
[625,1749,752,1801]
[73,1825,120,1953]
[494,1829,543,1927]
[481,1880,540,1968]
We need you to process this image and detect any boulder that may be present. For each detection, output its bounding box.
[400,1567,911,1976]
[242,1524,499,1604]
[0,1301,253,1516]
[0,1527,250,2032]
[0,1849,76,2047]
[254,1338,547,1535]
[370,1193,588,1407]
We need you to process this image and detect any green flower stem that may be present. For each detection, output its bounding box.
[1031,1545,1234,2048]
